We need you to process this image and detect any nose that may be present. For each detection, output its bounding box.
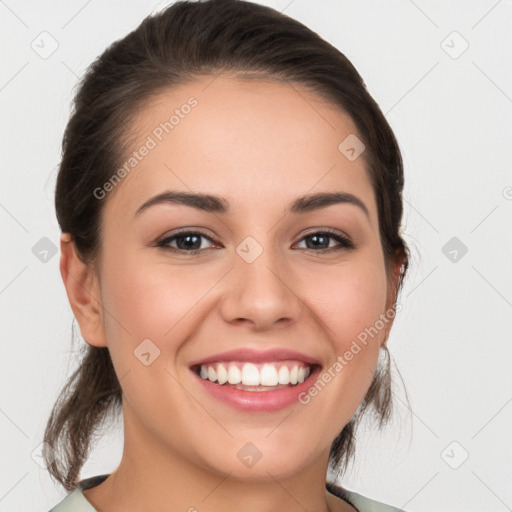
[219,242,303,331]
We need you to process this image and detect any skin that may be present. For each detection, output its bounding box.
[60,74,402,512]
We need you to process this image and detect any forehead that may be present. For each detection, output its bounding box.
[103,74,376,224]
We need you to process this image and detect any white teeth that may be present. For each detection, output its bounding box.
[197,361,313,388]
[241,363,260,385]
[260,363,278,386]
[227,365,242,384]
[207,366,217,382]
[278,365,290,385]
[217,363,228,385]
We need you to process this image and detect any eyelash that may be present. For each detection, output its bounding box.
[156,228,355,255]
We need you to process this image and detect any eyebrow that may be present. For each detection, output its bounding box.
[134,190,370,220]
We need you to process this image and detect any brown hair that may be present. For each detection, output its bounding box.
[44,0,410,490]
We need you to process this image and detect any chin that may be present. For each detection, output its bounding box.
[200,443,318,482]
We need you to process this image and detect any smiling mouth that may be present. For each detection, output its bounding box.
[190,361,321,391]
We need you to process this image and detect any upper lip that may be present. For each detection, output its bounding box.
[189,348,321,368]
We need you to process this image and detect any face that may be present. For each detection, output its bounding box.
[71,74,400,481]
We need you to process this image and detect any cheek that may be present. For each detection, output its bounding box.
[99,255,218,363]
[306,257,389,348]
[299,256,389,413]
[97,257,212,424]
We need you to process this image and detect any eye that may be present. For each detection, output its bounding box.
[295,229,354,251]
[156,230,216,255]
[156,228,354,255]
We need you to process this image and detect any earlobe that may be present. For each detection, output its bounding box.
[59,233,107,347]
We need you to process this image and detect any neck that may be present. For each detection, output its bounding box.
[82,402,351,512]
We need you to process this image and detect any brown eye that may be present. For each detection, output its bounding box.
[295,230,354,251]
[157,231,216,254]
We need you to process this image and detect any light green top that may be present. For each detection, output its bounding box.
[48,474,407,512]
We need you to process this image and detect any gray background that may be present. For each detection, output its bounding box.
[1,0,511,511]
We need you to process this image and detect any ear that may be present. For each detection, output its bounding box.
[381,249,404,347]
[59,232,107,347]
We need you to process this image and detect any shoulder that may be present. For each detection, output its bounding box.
[47,475,109,512]
[327,481,408,512]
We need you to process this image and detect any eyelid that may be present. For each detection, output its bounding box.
[300,226,351,241]
[156,228,217,248]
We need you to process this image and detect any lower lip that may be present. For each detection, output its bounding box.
[191,366,321,412]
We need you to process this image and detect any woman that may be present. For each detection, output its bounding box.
[45,1,411,510]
